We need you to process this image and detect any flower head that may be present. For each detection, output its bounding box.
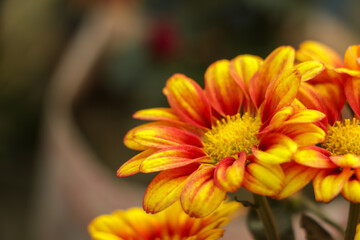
[88,201,241,240]
[279,42,360,203]
[118,46,326,216]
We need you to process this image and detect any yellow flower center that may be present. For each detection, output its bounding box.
[202,112,261,162]
[322,118,360,156]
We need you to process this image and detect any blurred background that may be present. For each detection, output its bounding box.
[1,0,360,239]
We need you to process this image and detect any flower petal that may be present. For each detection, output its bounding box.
[262,68,301,122]
[344,45,360,71]
[284,109,325,125]
[181,165,226,217]
[313,168,353,202]
[249,46,295,108]
[254,133,297,164]
[279,123,325,147]
[164,74,212,128]
[213,153,246,192]
[296,41,343,68]
[345,77,360,118]
[143,165,198,213]
[293,146,336,169]
[124,123,203,150]
[342,178,360,203]
[243,162,284,196]
[205,59,243,116]
[277,162,319,199]
[133,108,181,122]
[259,106,294,134]
[230,54,263,98]
[330,154,360,168]
[295,60,325,82]
[117,149,158,177]
[140,145,207,173]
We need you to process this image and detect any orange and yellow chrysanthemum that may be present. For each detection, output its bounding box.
[118,46,326,217]
[280,41,360,203]
[88,201,241,240]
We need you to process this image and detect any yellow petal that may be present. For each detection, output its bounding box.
[277,162,319,199]
[164,74,212,128]
[124,123,203,150]
[181,165,226,217]
[313,168,353,202]
[262,68,301,122]
[143,165,198,213]
[255,133,297,164]
[205,59,243,116]
[249,46,295,108]
[296,40,343,68]
[117,149,157,177]
[344,45,360,71]
[230,54,263,98]
[293,146,336,169]
[140,145,207,173]
[243,162,284,196]
[213,153,246,192]
[133,108,181,122]
[342,178,360,203]
[295,60,325,82]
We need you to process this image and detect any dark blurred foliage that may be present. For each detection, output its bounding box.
[0,0,359,239]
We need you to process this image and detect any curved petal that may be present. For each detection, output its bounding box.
[133,108,181,122]
[205,59,243,116]
[330,154,360,168]
[181,165,226,217]
[117,149,158,177]
[249,46,295,108]
[313,168,353,202]
[279,123,325,147]
[140,145,208,173]
[164,74,212,128]
[297,82,327,113]
[284,109,325,125]
[254,133,297,164]
[345,77,360,118]
[296,41,343,68]
[262,68,301,122]
[143,164,198,214]
[277,162,319,199]
[213,152,246,192]
[342,178,360,203]
[230,54,263,98]
[344,45,360,71]
[293,146,337,169]
[314,82,346,125]
[243,162,284,196]
[124,123,203,150]
[259,106,294,134]
[295,60,325,82]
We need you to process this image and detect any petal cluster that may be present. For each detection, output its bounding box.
[119,44,327,217]
[88,201,241,240]
[278,41,360,203]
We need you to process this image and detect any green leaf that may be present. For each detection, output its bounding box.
[300,213,334,240]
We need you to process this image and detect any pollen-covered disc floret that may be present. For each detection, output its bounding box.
[322,118,360,156]
[202,112,261,162]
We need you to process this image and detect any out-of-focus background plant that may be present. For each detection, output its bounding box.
[1,0,360,239]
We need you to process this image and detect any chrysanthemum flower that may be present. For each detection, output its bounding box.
[118,46,326,217]
[279,42,360,203]
[88,201,241,240]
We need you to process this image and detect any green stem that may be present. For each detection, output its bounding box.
[300,196,344,235]
[252,194,280,240]
[344,202,360,240]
